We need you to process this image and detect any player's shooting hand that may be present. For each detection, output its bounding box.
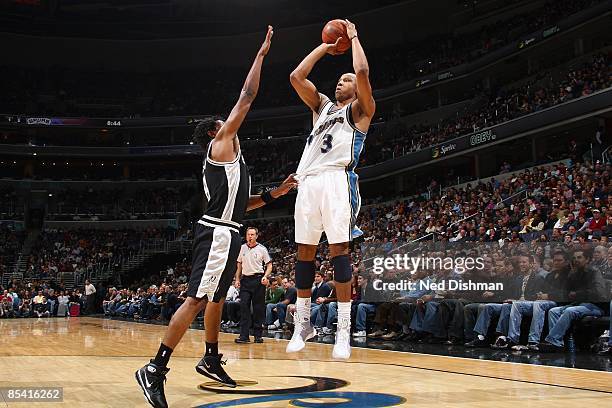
[343,19,357,40]
[323,37,345,55]
[259,25,274,56]
[277,174,298,195]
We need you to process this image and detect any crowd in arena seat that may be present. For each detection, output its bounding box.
[25,227,175,279]
[99,259,195,321]
[243,161,611,353]
[360,52,611,165]
[242,50,607,178]
[3,157,609,354]
[360,161,612,245]
[101,284,188,321]
[239,51,610,177]
[0,0,605,118]
[344,243,610,354]
[73,159,608,354]
[0,279,86,318]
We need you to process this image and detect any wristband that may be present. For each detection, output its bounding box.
[350,35,358,40]
[261,190,276,203]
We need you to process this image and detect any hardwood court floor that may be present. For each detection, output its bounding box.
[0,317,610,407]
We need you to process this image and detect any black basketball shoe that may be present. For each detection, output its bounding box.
[135,361,169,408]
[195,354,237,388]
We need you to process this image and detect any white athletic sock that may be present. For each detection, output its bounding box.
[477,334,485,341]
[337,302,351,331]
[296,297,311,326]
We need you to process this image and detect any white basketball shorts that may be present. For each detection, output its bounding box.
[294,170,360,245]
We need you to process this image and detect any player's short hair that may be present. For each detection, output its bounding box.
[246,227,259,235]
[192,115,224,145]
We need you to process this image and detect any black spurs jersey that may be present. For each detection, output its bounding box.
[200,143,250,228]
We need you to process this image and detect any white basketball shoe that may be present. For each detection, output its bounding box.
[286,319,315,353]
[332,318,351,359]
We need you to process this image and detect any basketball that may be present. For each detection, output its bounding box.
[322,19,351,53]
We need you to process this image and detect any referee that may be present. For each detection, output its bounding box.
[235,227,272,344]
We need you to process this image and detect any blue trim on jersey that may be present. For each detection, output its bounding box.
[348,170,359,222]
[349,130,366,171]
[347,129,366,234]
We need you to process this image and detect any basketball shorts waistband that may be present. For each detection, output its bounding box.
[198,215,242,232]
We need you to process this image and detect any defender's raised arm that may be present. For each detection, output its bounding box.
[212,26,274,161]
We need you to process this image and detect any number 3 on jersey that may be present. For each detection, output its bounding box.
[321,134,333,153]
[307,133,333,153]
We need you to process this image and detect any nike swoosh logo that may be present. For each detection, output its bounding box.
[144,372,153,388]
[204,362,211,370]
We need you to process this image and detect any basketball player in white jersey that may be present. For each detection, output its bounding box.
[287,19,375,359]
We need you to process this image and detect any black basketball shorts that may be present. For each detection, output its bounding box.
[185,222,241,302]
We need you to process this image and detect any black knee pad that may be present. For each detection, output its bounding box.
[295,260,316,289]
[332,254,352,283]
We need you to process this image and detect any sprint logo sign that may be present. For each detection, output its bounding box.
[432,143,456,159]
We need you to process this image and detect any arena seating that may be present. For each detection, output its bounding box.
[1,51,608,189]
[2,159,610,354]
[45,186,195,221]
[0,0,605,117]
[24,227,175,279]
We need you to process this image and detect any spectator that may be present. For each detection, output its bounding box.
[222,280,241,328]
[265,278,284,305]
[540,247,608,351]
[266,278,297,331]
[85,279,97,314]
[310,272,333,329]
[34,297,51,318]
[0,295,14,318]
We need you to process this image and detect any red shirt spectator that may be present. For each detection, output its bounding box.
[588,211,606,231]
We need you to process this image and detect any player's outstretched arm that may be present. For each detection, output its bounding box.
[216,25,273,144]
[246,174,298,212]
[289,39,342,113]
[345,20,375,122]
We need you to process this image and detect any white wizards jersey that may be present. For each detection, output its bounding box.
[296,100,367,178]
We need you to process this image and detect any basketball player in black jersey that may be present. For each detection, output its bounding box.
[135,26,297,408]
